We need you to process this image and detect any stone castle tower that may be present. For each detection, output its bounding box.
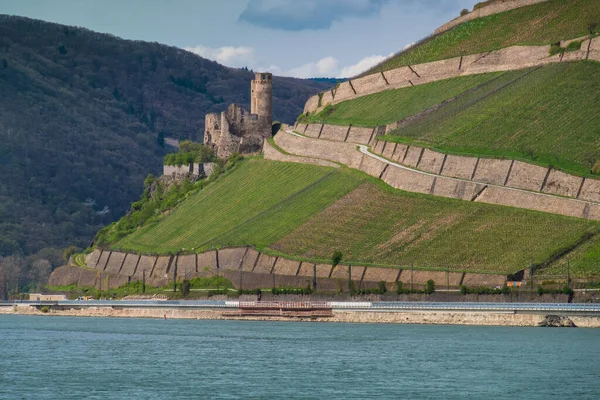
[251,72,273,124]
[204,72,273,158]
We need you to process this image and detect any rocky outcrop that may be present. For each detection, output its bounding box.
[539,315,577,327]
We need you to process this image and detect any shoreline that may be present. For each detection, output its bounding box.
[3,305,600,327]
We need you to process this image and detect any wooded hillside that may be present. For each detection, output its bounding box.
[0,15,330,261]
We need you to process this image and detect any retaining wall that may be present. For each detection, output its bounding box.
[51,248,508,292]
[304,39,596,115]
[263,139,338,168]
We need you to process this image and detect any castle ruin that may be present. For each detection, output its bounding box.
[204,72,273,158]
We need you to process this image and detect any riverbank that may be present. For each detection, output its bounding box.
[3,305,600,327]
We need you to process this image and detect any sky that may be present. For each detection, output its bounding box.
[0,0,480,78]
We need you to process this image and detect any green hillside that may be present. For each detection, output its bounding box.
[366,0,600,74]
[303,72,503,127]
[114,159,364,254]
[383,61,600,176]
[109,158,599,276]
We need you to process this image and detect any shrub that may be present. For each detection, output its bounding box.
[425,279,435,295]
[549,43,565,56]
[566,41,582,52]
[537,285,545,296]
[396,281,404,295]
[562,285,573,295]
[460,285,468,295]
[181,280,191,297]
[591,160,600,175]
[378,281,387,294]
[348,279,356,296]
[332,250,343,268]
[460,8,469,16]
[40,306,50,313]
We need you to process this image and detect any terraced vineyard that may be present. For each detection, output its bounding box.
[367,0,600,74]
[304,72,502,127]
[271,182,599,275]
[114,159,365,254]
[384,61,600,175]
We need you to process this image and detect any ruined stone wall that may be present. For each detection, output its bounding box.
[434,0,550,35]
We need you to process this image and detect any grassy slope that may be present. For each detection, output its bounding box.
[368,0,600,73]
[114,159,365,254]
[384,61,600,175]
[114,158,599,276]
[272,182,598,275]
[304,72,502,127]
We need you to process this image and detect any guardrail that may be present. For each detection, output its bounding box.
[2,301,600,313]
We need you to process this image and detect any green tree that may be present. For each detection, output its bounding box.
[425,279,435,295]
[332,250,343,268]
[181,279,191,297]
[62,245,80,263]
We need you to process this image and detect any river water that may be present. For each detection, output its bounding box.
[0,315,599,399]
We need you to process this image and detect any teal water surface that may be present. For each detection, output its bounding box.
[0,315,599,399]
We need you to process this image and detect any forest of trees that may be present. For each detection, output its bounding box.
[0,14,331,291]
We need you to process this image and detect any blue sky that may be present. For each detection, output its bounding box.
[1,0,479,78]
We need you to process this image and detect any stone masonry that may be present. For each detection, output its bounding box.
[204,72,273,158]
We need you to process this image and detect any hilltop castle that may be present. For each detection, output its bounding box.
[204,72,273,158]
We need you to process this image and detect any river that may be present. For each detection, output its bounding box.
[0,315,598,399]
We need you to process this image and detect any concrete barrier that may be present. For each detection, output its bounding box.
[476,186,587,218]
[304,123,323,138]
[84,249,102,269]
[579,179,600,203]
[151,256,172,280]
[505,161,547,191]
[136,256,157,279]
[96,250,111,271]
[441,155,478,180]
[297,262,316,278]
[320,124,349,141]
[432,178,484,201]
[542,170,583,198]
[241,248,260,272]
[418,149,445,174]
[253,254,277,274]
[403,147,424,168]
[120,253,140,277]
[48,266,82,287]
[346,126,374,145]
[275,131,363,169]
[472,158,512,186]
[295,124,308,134]
[399,270,462,286]
[334,82,356,102]
[303,96,319,114]
[359,155,387,178]
[462,273,506,287]
[104,252,126,274]
[392,144,409,163]
[263,138,338,168]
[177,255,197,277]
[382,66,415,86]
[197,251,218,271]
[217,248,247,271]
[351,73,388,95]
[273,258,301,276]
[382,142,397,159]
[78,269,98,288]
[362,267,400,283]
[382,165,435,194]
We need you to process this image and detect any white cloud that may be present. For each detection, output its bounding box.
[185,45,255,68]
[278,53,393,78]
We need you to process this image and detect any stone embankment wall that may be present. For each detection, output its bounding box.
[304,37,599,115]
[271,130,600,221]
[434,0,550,35]
[262,139,338,168]
[287,125,600,210]
[48,247,505,291]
